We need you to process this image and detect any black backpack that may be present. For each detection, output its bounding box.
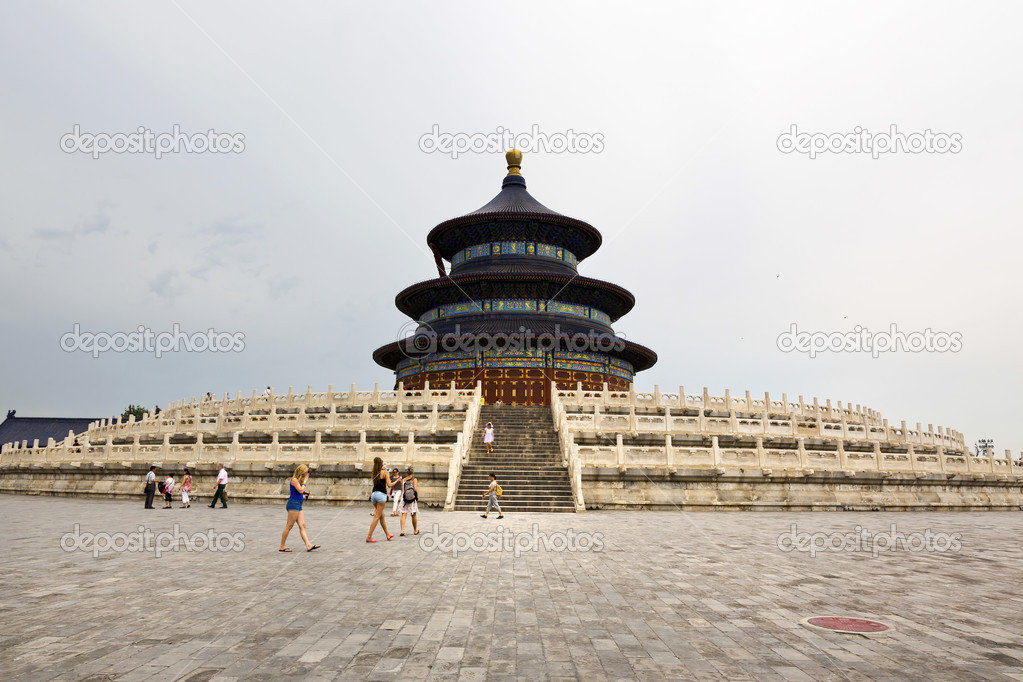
[402,480,417,503]
[158,481,166,493]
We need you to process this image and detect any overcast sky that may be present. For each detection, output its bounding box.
[1,2,1020,456]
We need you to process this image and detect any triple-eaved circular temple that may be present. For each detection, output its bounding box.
[373,150,656,405]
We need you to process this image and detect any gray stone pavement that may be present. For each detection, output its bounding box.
[1,495,1022,681]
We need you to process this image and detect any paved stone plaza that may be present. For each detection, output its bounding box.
[1,495,1021,681]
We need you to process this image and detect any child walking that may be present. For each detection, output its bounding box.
[162,474,175,509]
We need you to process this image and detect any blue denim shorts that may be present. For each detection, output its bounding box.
[370,491,388,504]
[286,499,303,512]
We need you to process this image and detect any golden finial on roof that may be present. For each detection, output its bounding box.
[505,149,522,176]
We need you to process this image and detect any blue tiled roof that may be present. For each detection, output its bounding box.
[0,416,101,447]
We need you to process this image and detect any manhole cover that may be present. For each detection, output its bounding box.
[803,617,891,634]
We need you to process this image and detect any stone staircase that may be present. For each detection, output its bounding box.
[452,405,577,513]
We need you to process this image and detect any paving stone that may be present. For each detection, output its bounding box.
[2,496,1022,679]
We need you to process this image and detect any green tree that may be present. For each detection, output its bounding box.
[121,404,147,421]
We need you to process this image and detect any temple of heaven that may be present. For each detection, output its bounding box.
[373,150,657,405]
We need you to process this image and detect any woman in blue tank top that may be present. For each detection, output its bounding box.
[279,464,320,552]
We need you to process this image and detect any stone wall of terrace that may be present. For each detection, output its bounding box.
[0,384,482,506]
[552,383,1022,479]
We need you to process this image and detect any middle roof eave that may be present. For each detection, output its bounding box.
[394,273,637,321]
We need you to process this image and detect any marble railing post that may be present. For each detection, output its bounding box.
[797,438,807,468]
[711,435,721,466]
[756,437,767,468]
[616,434,625,471]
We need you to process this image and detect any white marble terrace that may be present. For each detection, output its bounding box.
[552,383,1023,481]
[0,383,481,475]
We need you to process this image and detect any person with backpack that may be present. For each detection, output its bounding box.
[398,466,420,536]
[480,473,504,519]
[162,473,174,509]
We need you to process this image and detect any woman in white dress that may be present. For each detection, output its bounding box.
[483,422,494,454]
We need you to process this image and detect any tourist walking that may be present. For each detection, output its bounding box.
[143,465,157,509]
[180,468,192,508]
[209,464,228,508]
[390,467,403,516]
[279,464,320,552]
[162,473,175,509]
[480,473,504,519]
[483,422,495,454]
[398,466,420,536]
[366,457,398,542]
